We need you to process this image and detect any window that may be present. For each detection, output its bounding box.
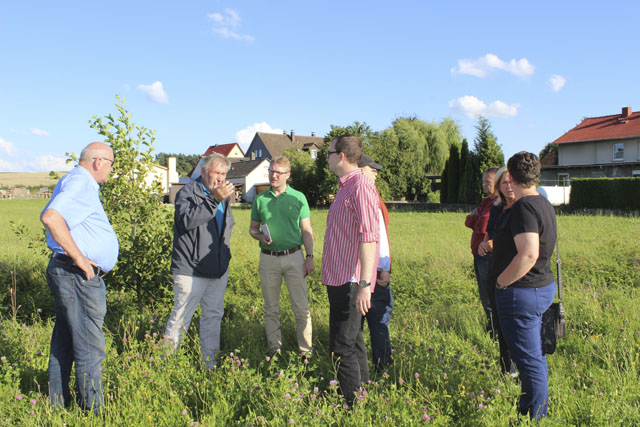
[310,150,317,159]
[258,149,263,158]
[613,143,624,161]
[558,173,570,186]
[632,170,640,177]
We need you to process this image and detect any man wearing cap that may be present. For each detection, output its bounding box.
[249,156,314,355]
[41,142,119,413]
[358,154,393,372]
[323,135,379,407]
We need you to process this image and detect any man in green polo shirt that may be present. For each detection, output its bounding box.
[249,156,314,355]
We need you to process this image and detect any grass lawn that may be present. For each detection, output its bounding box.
[0,200,639,425]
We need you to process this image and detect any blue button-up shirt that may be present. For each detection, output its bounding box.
[43,165,119,271]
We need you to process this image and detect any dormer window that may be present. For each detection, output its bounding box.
[613,143,624,161]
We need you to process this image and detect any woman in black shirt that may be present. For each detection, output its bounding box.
[478,167,517,376]
[493,152,557,422]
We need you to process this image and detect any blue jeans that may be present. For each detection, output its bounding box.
[496,283,556,421]
[327,283,369,406]
[46,257,107,413]
[473,253,492,321]
[364,283,393,371]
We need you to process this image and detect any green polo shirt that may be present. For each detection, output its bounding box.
[251,185,310,251]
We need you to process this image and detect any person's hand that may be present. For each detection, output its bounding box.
[355,285,371,316]
[258,234,272,245]
[303,257,314,276]
[73,254,97,280]
[478,240,493,256]
[376,270,390,287]
[211,182,235,201]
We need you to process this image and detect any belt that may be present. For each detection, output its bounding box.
[261,246,301,256]
[51,252,103,277]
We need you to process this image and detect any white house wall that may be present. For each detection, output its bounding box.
[559,138,640,166]
[244,161,270,203]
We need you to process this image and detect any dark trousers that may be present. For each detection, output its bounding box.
[488,276,513,374]
[364,283,393,371]
[327,283,369,406]
[473,253,492,322]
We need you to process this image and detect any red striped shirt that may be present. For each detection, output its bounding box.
[322,168,380,286]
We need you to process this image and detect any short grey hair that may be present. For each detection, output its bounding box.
[202,153,231,172]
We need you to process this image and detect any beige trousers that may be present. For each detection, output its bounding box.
[259,251,312,352]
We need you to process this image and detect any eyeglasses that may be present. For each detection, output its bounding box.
[268,169,289,176]
[326,150,340,158]
[93,157,114,166]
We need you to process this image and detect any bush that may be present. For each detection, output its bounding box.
[570,178,640,210]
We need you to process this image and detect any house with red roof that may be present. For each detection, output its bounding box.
[541,107,640,185]
[202,143,245,159]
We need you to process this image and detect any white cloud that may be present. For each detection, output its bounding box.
[0,137,18,156]
[25,155,74,172]
[451,53,535,77]
[0,158,20,171]
[208,8,254,42]
[235,122,283,151]
[31,128,51,137]
[449,95,519,119]
[137,81,169,104]
[548,74,566,92]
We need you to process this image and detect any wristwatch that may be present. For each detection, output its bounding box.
[358,280,371,288]
[496,283,508,290]
[306,254,314,259]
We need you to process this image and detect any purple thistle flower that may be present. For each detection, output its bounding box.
[31,399,37,406]
[16,395,22,401]
[422,413,431,421]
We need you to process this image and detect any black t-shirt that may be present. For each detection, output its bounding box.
[491,195,557,288]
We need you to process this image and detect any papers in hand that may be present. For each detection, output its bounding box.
[261,224,272,241]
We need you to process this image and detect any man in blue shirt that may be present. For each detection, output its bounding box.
[41,141,119,413]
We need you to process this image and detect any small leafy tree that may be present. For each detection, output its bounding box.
[538,142,558,163]
[89,96,174,313]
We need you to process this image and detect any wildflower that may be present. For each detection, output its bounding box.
[422,413,431,421]
[329,380,338,387]
[316,409,322,415]
[443,372,447,378]
[572,389,577,393]
[285,393,291,400]
[414,372,420,379]
[0,356,5,362]
[398,378,404,385]
[182,409,187,415]
[31,399,37,406]
[30,411,34,417]
[313,387,319,393]
[266,356,271,362]
[288,418,294,424]
[16,394,23,401]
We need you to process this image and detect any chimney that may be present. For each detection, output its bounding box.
[622,107,632,118]
[168,156,179,184]
[290,130,295,143]
[311,132,316,137]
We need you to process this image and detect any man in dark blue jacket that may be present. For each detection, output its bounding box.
[164,153,235,369]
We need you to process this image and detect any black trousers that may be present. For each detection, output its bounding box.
[327,282,369,406]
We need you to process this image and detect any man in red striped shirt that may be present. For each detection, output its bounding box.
[322,134,379,407]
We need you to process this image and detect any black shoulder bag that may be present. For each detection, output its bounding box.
[541,237,567,355]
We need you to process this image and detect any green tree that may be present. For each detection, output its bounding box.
[440,158,449,203]
[282,146,321,206]
[370,117,460,201]
[457,139,470,203]
[155,152,201,177]
[446,144,460,203]
[538,142,558,163]
[89,96,174,313]
[471,117,504,203]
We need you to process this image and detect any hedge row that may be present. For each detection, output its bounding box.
[570,177,640,210]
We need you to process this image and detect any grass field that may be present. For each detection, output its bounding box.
[0,172,65,188]
[0,200,639,425]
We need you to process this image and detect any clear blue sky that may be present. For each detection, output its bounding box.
[1,0,638,171]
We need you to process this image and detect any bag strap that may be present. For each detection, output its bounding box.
[556,233,563,302]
